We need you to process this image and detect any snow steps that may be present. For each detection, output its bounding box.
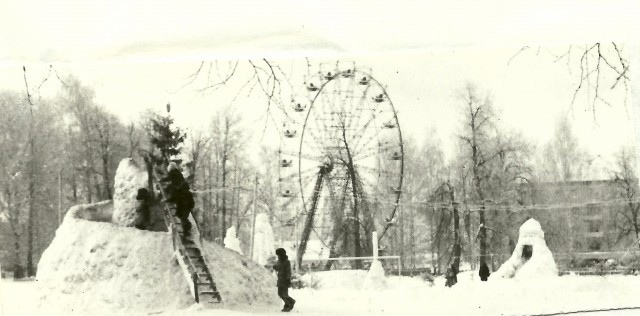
[152,168,222,305]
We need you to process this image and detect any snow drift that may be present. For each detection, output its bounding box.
[493,218,558,279]
[36,201,279,315]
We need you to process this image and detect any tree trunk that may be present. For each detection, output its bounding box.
[478,203,487,266]
[93,172,102,201]
[450,185,461,272]
[399,204,405,270]
[6,185,24,279]
[464,210,475,270]
[409,205,415,273]
[342,129,361,268]
[85,166,92,203]
[214,157,220,242]
[27,139,36,277]
[203,159,211,239]
[13,234,23,279]
[234,168,241,230]
[324,216,344,271]
[71,169,78,203]
[102,153,112,199]
[221,155,227,240]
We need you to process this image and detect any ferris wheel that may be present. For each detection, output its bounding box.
[278,62,404,266]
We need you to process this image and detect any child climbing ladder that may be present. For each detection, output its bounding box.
[163,162,195,238]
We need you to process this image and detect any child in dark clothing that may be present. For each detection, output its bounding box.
[445,264,458,287]
[164,163,195,237]
[479,262,491,281]
[134,188,151,230]
[273,248,295,312]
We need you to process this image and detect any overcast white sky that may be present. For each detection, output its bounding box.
[1,0,639,174]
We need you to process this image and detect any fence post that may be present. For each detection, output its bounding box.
[372,231,378,260]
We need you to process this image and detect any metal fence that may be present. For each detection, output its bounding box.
[297,255,402,276]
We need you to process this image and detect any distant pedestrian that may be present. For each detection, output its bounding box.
[445,264,458,287]
[479,262,490,281]
[164,163,195,237]
[134,188,151,230]
[445,267,454,287]
[273,248,296,312]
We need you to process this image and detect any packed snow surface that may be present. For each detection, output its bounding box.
[34,201,278,315]
[112,158,148,227]
[252,213,275,265]
[224,226,243,255]
[5,269,640,315]
[493,218,558,279]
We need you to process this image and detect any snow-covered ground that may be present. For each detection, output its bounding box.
[3,271,640,316]
[3,167,638,316]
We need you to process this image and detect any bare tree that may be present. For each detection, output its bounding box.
[456,83,525,268]
[184,129,210,188]
[539,117,593,182]
[210,106,248,239]
[612,146,640,248]
[510,43,630,121]
[457,84,495,267]
[177,59,296,136]
[0,91,30,277]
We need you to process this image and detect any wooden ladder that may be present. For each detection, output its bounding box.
[154,170,222,304]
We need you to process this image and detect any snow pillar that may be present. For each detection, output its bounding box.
[112,158,148,227]
[363,231,386,290]
[224,226,244,255]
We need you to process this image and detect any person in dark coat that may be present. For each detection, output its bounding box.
[164,163,195,237]
[445,267,454,287]
[445,264,458,287]
[134,188,151,230]
[479,262,490,281]
[273,248,295,312]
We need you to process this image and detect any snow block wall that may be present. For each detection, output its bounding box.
[71,200,114,223]
[112,158,148,227]
[252,213,275,265]
[224,226,243,255]
[37,202,279,314]
[493,218,558,279]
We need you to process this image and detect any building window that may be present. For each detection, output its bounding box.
[587,220,600,233]
[587,205,601,216]
[588,238,602,251]
[573,241,582,251]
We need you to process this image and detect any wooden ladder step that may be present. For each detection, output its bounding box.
[197,282,215,286]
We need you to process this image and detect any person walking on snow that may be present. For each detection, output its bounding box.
[273,248,296,312]
[445,264,458,287]
[479,262,491,281]
[164,163,195,237]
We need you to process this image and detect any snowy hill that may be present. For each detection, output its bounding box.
[36,201,279,315]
